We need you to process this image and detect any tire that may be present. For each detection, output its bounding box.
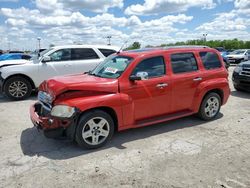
[75,110,114,149]
[198,92,221,121]
[234,85,243,91]
[4,76,32,100]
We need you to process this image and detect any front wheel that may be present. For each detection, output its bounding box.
[4,76,32,100]
[198,92,221,121]
[75,110,114,149]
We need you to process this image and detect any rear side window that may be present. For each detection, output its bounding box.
[71,48,99,60]
[199,52,222,69]
[132,56,166,78]
[171,53,198,74]
[98,48,117,57]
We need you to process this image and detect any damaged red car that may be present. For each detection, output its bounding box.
[30,46,230,149]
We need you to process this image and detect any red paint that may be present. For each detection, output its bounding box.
[31,47,230,132]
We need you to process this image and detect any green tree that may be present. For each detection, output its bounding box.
[125,42,141,50]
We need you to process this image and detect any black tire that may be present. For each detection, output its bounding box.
[234,85,243,91]
[75,110,114,149]
[4,76,32,100]
[198,92,221,121]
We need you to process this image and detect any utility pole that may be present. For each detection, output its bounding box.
[106,36,112,45]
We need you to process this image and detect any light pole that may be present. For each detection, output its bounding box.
[203,33,207,43]
[37,37,41,51]
[106,36,112,45]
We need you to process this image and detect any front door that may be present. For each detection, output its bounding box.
[37,48,74,84]
[121,56,172,121]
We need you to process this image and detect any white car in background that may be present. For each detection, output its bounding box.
[0,45,119,100]
[227,49,250,64]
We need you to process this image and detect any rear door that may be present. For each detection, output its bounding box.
[71,48,102,74]
[170,52,201,113]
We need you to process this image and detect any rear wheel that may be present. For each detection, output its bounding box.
[198,92,221,121]
[75,110,114,149]
[4,76,32,100]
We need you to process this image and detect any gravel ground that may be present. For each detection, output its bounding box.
[0,67,250,188]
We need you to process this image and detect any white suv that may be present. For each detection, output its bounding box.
[0,45,119,100]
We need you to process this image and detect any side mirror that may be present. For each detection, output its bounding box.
[129,71,149,81]
[42,56,51,63]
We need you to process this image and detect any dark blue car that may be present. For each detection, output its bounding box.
[0,53,31,61]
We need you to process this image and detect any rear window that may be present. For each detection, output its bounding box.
[71,48,99,60]
[98,49,117,57]
[199,52,222,69]
[171,53,198,74]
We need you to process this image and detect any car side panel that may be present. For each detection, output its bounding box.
[191,78,230,113]
[54,93,125,130]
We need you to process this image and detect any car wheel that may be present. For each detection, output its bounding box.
[4,76,32,100]
[198,92,221,121]
[75,110,114,149]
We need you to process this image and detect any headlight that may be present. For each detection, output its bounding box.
[234,64,243,73]
[51,105,75,118]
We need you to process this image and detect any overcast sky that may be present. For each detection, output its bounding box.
[0,0,250,50]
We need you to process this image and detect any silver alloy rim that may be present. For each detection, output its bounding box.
[205,96,219,117]
[8,81,28,98]
[82,117,110,146]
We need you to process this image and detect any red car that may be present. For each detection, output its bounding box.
[30,46,230,149]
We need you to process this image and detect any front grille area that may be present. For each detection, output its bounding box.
[38,91,52,110]
[241,67,250,77]
[35,103,51,117]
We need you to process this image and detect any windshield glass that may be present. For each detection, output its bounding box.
[90,55,133,78]
[30,48,52,60]
[230,50,246,55]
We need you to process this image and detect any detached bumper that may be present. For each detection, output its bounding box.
[30,102,77,139]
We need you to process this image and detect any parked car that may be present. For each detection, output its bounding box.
[8,51,24,54]
[227,49,250,64]
[0,53,31,61]
[30,46,230,149]
[0,45,119,100]
[214,47,230,69]
[232,60,250,91]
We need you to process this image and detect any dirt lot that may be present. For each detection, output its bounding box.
[0,67,250,188]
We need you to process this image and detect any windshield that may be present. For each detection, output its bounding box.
[30,48,52,60]
[90,55,133,78]
[230,50,246,55]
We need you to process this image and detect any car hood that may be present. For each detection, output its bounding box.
[240,60,250,67]
[0,59,31,68]
[227,54,245,58]
[39,73,119,99]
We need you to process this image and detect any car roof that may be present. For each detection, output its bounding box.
[52,44,120,51]
[118,46,215,58]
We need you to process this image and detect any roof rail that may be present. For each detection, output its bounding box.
[163,45,209,49]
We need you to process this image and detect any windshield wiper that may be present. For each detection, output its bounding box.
[86,71,102,77]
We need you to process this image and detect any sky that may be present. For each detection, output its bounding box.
[0,0,250,50]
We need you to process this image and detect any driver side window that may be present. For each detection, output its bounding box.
[49,49,71,61]
[132,56,166,78]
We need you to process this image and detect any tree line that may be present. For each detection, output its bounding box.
[126,39,250,50]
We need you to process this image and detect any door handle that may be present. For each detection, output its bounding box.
[193,77,202,81]
[156,83,168,89]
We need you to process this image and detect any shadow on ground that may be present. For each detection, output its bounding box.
[0,93,37,103]
[20,113,223,160]
[231,90,250,99]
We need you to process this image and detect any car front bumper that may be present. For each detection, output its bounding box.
[232,72,250,91]
[0,72,4,94]
[30,102,78,139]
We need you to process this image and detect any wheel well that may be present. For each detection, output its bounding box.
[4,74,36,90]
[78,107,118,132]
[204,89,224,103]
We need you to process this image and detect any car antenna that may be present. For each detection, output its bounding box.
[117,40,128,54]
